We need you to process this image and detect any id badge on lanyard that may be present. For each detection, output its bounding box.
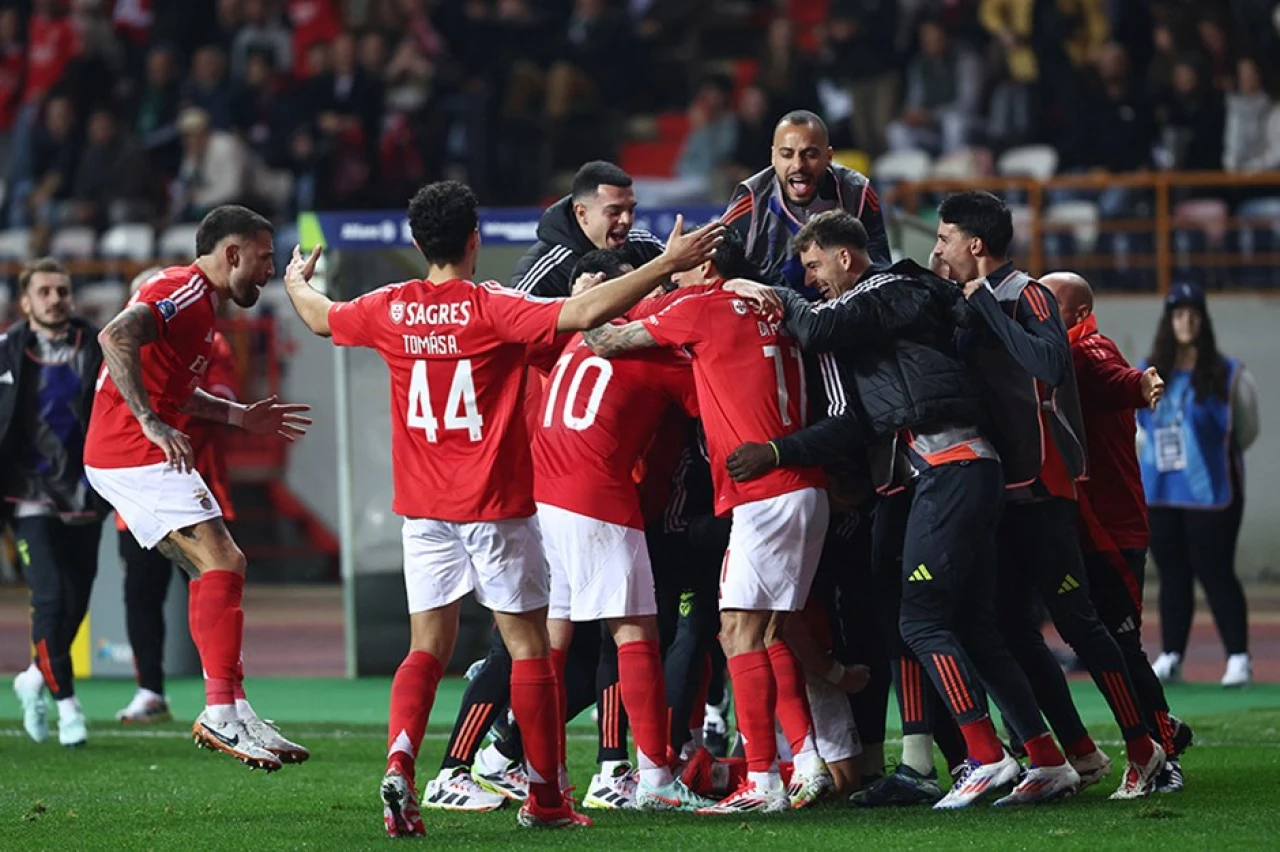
[1153,382,1190,473]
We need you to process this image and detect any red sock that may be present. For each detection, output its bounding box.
[550,646,568,768]
[726,650,777,773]
[1065,734,1097,759]
[187,579,203,651]
[689,653,711,732]
[1125,733,1156,766]
[766,642,815,756]
[511,657,564,809]
[385,650,444,785]
[1023,732,1066,767]
[959,717,1005,765]
[194,571,244,709]
[618,640,670,773]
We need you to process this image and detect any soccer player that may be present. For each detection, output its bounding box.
[280,180,724,835]
[935,190,1166,798]
[724,210,1077,808]
[511,160,666,296]
[535,254,713,810]
[724,109,890,293]
[1043,271,1193,793]
[2,258,104,748]
[83,206,314,772]
[582,242,831,815]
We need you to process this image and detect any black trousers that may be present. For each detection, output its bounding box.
[997,498,1148,746]
[897,461,1051,744]
[1149,499,1249,657]
[15,516,103,700]
[120,529,185,695]
[1085,547,1176,753]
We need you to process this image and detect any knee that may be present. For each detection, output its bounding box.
[719,610,764,657]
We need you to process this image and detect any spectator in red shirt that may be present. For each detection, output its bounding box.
[24,0,80,106]
[1044,271,1190,793]
[287,0,342,79]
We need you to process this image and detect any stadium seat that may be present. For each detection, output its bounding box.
[996,144,1059,179]
[0,228,31,260]
[1095,230,1156,291]
[1173,198,1228,246]
[930,147,992,180]
[49,226,97,259]
[1041,229,1078,268]
[832,149,871,177]
[1226,220,1275,288]
[1007,203,1033,254]
[1044,200,1101,253]
[157,223,200,260]
[75,281,128,324]
[99,223,155,261]
[871,148,932,184]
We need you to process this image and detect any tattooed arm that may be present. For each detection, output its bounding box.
[181,389,313,439]
[581,321,660,358]
[181,388,242,424]
[97,304,195,471]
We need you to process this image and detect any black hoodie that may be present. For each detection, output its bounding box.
[508,195,666,298]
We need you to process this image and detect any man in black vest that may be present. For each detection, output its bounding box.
[1,258,105,749]
[935,190,1166,800]
[725,210,1077,809]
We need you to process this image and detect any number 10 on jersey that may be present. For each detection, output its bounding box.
[407,359,484,442]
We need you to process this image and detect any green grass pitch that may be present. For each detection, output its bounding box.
[4,677,1280,850]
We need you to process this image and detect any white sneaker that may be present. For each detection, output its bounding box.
[583,762,638,809]
[695,779,790,815]
[1068,748,1112,790]
[57,706,87,748]
[994,762,1079,805]
[1111,744,1167,800]
[13,668,49,743]
[934,754,1021,809]
[472,745,529,802]
[422,766,507,811]
[1221,654,1252,688]
[116,689,173,724]
[1152,653,1183,684]
[192,710,282,771]
[241,714,310,764]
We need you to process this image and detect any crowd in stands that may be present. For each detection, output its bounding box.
[0,0,1276,252]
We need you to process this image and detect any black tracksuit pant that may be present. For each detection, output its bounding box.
[15,516,103,700]
[119,529,185,695]
[997,498,1150,748]
[896,460,1052,746]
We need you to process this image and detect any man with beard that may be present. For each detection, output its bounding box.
[723,110,890,295]
[83,205,314,772]
[2,259,105,748]
[511,160,667,297]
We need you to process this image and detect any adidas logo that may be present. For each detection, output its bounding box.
[1057,574,1081,595]
[908,564,933,583]
[1116,616,1137,634]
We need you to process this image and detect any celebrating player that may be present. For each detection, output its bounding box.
[84,206,314,772]
[280,180,724,836]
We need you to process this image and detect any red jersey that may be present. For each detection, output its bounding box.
[328,279,562,522]
[533,330,697,529]
[640,283,825,515]
[85,265,218,469]
[1069,316,1149,550]
[24,13,78,103]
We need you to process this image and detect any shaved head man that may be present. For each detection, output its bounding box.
[1042,271,1094,330]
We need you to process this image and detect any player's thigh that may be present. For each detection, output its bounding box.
[402,517,477,616]
[720,488,829,614]
[86,462,223,554]
[161,516,244,578]
[459,515,550,616]
[538,503,656,623]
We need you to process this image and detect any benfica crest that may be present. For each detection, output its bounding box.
[390,301,406,324]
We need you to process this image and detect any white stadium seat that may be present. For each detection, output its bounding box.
[157,223,200,260]
[100,223,156,260]
[1045,200,1101,253]
[872,148,933,184]
[0,228,30,260]
[996,144,1059,179]
[49,226,97,259]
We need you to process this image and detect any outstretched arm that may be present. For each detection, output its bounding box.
[582,321,659,358]
[180,390,312,440]
[283,245,332,337]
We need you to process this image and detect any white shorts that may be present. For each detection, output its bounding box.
[720,488,829,612]
[807,678,862,764]
[401,516,549,615]
[537,503,656,622]
[85,462,223,549]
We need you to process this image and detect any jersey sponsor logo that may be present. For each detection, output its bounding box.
[390,300,406,324]
[156,299,178,321]
[402,301,472,327]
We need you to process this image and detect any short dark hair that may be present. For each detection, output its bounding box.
[938,190,1014,257]
[571,161,633,202]
[571,249,631,283]
[18,257,70,293]
[708,227,760,281]
[793,210,869,255]
[776,109,829,142]
[407,180,479,266]
[195,205,275,256]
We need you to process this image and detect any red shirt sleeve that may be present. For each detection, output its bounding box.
[476,283,562,346]
[328,290,384,348]
[641,290,707,349]
[1073,338,1146,412]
